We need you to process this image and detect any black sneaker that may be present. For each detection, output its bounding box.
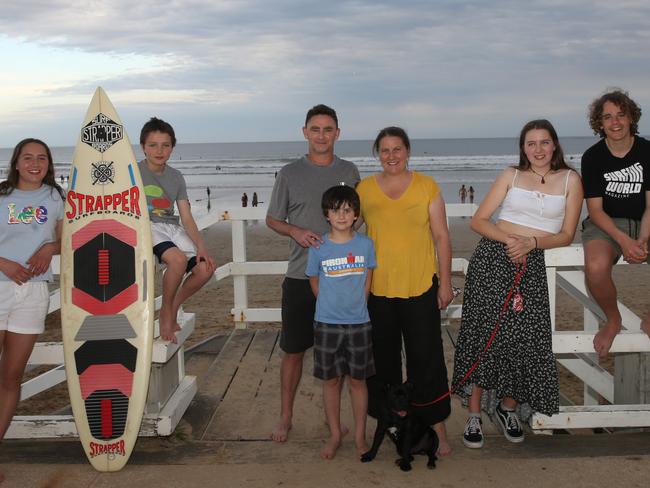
[463,415,484,448]
[495,404,524,443]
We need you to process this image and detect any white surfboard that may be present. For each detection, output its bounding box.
[61,87,154,472]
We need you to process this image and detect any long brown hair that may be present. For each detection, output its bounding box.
[517,119,571,171]
[0,138,64,198]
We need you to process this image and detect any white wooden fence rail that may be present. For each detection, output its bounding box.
[8,203,650,438]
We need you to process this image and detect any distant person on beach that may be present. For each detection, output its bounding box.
[206,186,211,199]
[452,119,582,449]
[252,192,258,207]
[459,184,467,203]
[357,126,454,456]
[266,104,360,443]
[306,185,376,460]
[0,139,64,483]
[242,192,248,207]
[581,89,650,356]
[469,186,475,204]
[138,117,215,344]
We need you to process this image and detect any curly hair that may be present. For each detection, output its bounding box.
[588,89,642,138]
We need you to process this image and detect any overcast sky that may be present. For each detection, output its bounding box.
[1,0,650,147]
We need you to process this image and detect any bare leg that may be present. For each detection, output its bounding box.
[171,260,213,316]
[159,248,188,343]
[469,384,483,414]
[0,332,39,439]
[348,378,368,458]
[271,351,304,442]
[433,422,452,456]
[584,241,621,357]
[320,377,342,460]
[501,396,517,410]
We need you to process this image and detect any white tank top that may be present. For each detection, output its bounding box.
[498,169,571,233]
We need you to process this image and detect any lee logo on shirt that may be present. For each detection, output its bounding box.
[7,203,48,224]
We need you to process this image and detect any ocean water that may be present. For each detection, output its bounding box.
[0,137,600,214]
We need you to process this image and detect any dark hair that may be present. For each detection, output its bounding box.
[372,126,411,156]
[0,138,64,199]
[140,117,177,147]
[305,104,338,128]
[588,89,641,138]
[517,119,570,171]
[321,185,360,218]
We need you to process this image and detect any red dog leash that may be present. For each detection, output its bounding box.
[411,257,528,408]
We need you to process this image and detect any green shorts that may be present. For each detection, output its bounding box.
[581,217,650,264]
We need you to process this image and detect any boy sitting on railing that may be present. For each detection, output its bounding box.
[138,118,215,343]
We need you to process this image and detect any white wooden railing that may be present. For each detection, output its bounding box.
[9,203,650,437]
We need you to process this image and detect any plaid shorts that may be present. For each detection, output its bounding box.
[313,321,375,381]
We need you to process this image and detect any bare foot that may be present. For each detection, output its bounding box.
[271,420,292,443]
[355,439,369,459]
[324,420,349,438]
[159,308,181,343]
[436,440,452,456]
[593,322,621,358]
[320,435,341,460]
[641,312,650,338]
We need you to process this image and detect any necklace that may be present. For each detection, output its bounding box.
[529,167,552,184]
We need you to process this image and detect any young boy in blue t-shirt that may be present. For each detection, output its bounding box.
[305,185,376,461]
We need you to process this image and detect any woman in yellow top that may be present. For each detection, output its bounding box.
[357,126,454,455]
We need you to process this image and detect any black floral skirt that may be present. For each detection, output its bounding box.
[452,238,559,418]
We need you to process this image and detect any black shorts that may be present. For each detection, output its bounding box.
[153,242,198,273]
[279,277,316,353]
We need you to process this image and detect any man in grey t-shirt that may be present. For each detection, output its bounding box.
[266,105,360,443]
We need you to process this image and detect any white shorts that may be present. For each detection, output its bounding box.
[0,281,49,334]
[151,222,197,260]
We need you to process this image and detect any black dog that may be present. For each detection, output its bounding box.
[361,383,438,471]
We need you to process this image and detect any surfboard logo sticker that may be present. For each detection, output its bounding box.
[91,161,116,185]
[82,114,123,152]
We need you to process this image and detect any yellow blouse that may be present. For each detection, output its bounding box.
[357,171,440,298]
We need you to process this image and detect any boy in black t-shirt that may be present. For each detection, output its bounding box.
[581,89,650,357]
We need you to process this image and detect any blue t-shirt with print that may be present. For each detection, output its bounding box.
[0,185,64,282]
[305,233,376,324]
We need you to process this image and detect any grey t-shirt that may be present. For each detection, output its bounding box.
[0,185,64,282]
[267,155,360,279]
[138,160,188,225]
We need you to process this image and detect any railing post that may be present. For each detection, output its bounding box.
[583,309,600,405]
[231,219,249,329]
